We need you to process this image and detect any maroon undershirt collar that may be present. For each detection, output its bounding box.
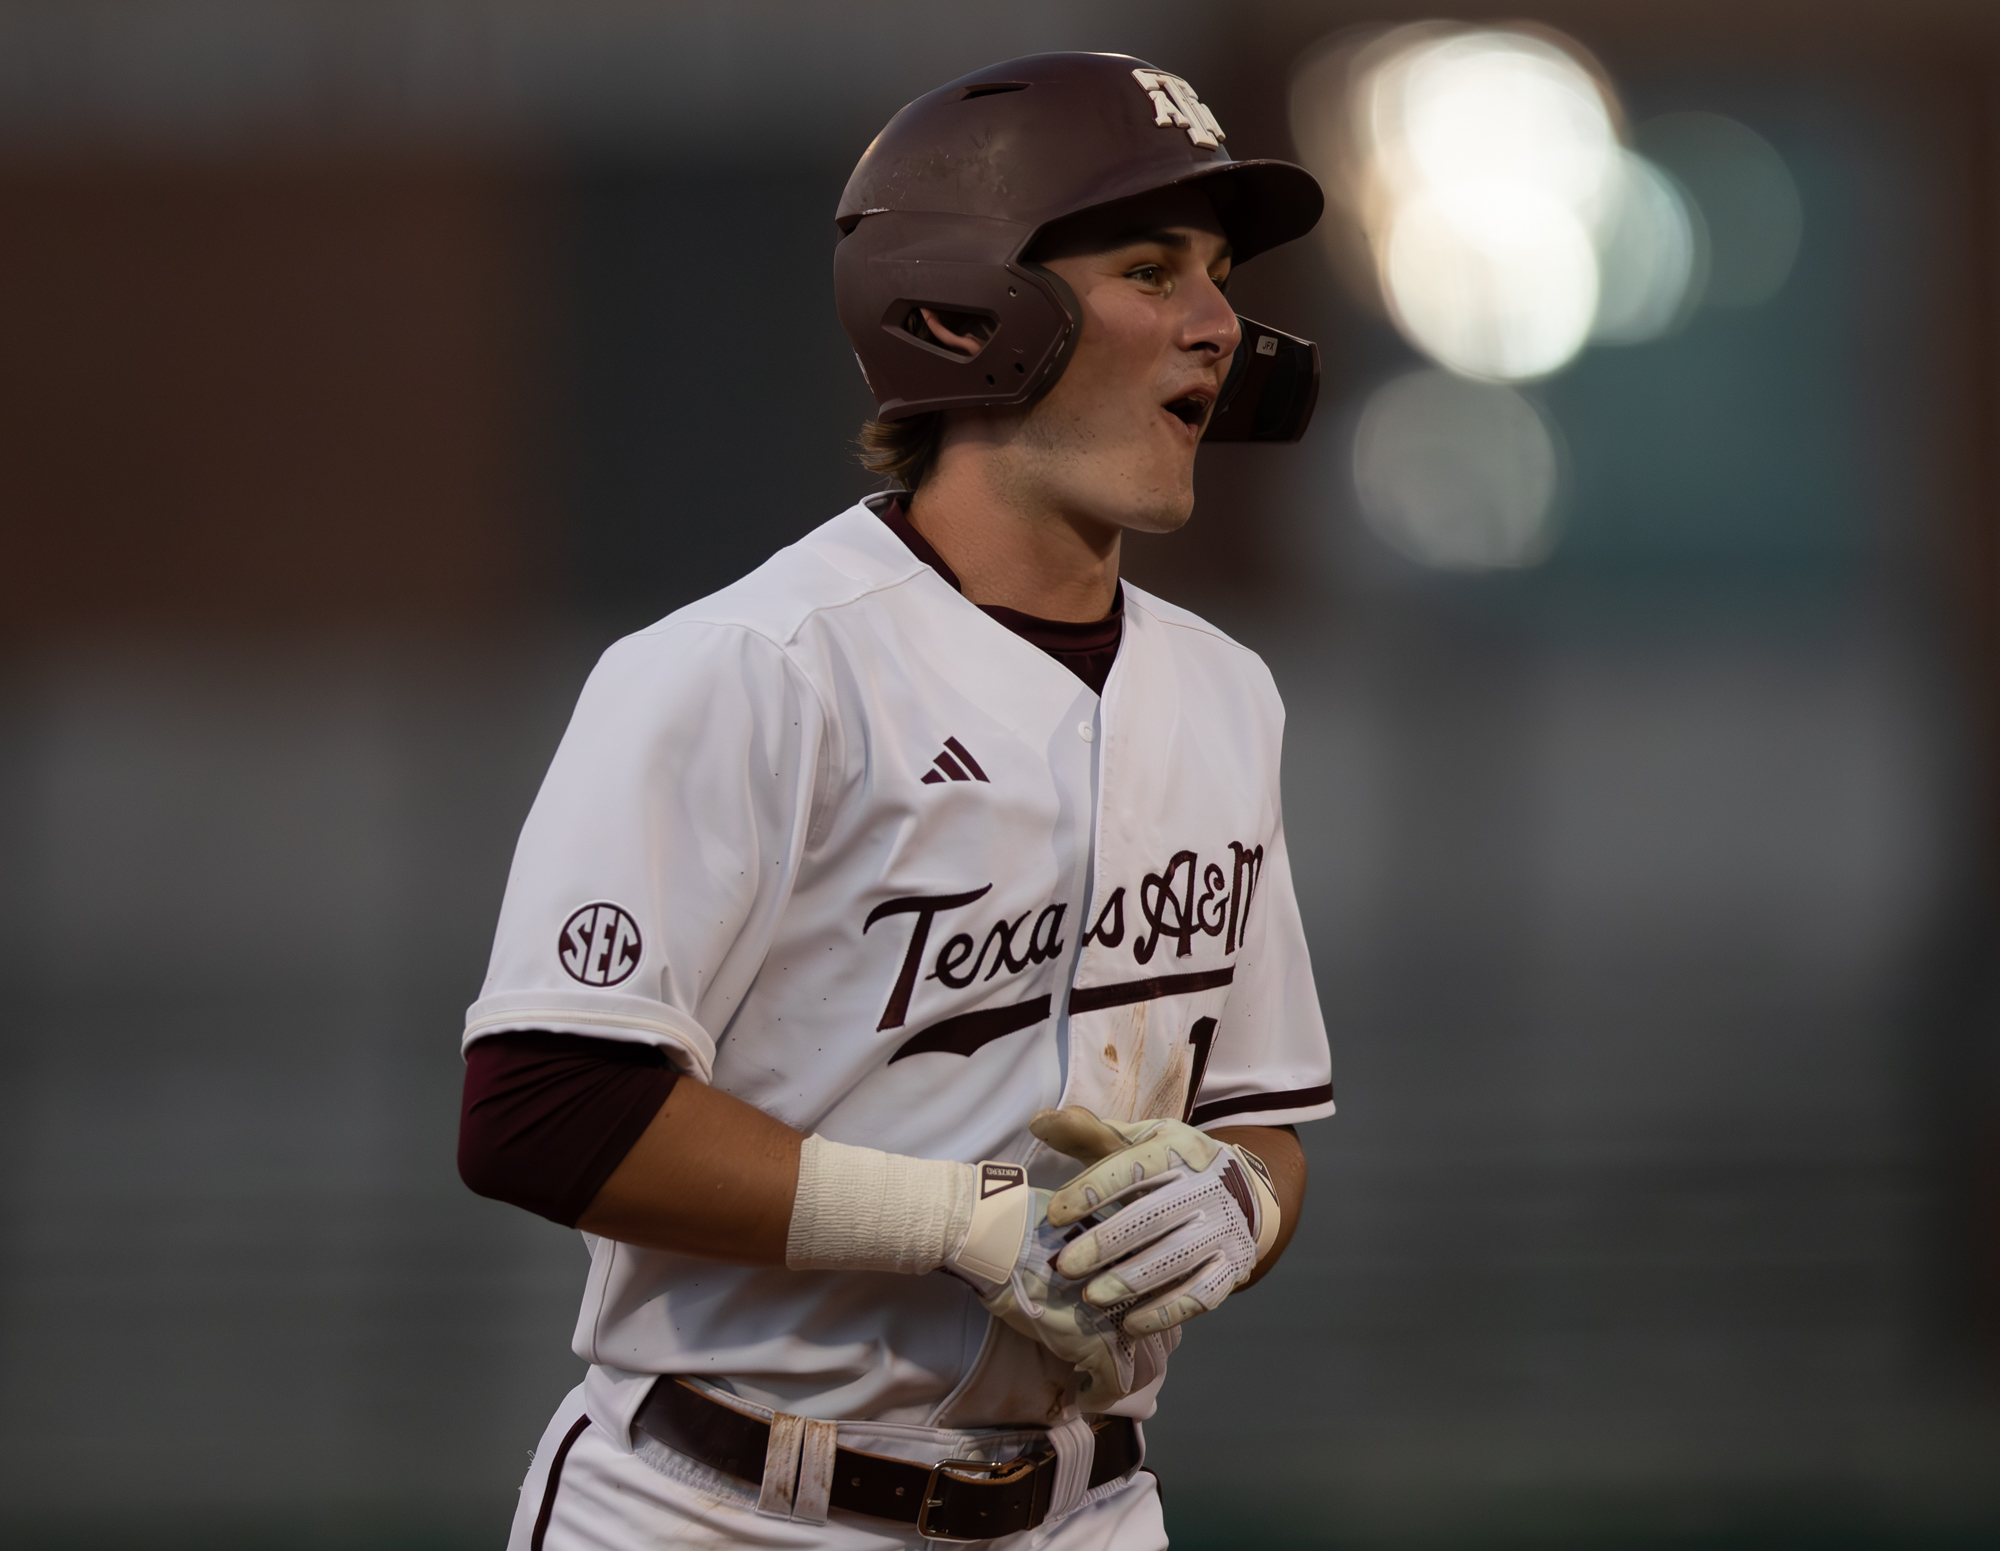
[874,496,1122,697]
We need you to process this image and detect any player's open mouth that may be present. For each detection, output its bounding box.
[1162,393,1212,431]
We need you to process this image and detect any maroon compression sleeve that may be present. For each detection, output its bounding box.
[458,1031,680,1228]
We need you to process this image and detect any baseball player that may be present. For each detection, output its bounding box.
[458,51,1333,1550]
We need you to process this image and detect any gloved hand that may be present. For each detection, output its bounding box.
[942,1162,1179,1407]
[1029,1108,1282,1337]
[781,1134,1188,1406]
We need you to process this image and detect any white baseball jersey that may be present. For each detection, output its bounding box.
[465,495,1332,1453]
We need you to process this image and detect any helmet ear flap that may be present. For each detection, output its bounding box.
[1014,260,1081,401]
[888,303,1000,361]
[836,211,1079,420]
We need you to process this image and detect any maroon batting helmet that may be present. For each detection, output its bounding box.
[835,52,1326,442]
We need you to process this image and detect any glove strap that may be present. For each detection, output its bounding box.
[950,1162,1031,1284]
[1231,1145,1284,1262]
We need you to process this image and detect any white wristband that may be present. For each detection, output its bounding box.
[785,1135,976,1274]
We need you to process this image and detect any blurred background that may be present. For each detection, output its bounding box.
[1,2,1996,1548]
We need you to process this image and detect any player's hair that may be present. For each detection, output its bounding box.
[857,411,944,493]
[856,306,993,492]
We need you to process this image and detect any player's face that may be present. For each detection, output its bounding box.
[1020,188,1239,536]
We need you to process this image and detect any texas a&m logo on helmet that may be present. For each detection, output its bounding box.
[1131,68,1225,150]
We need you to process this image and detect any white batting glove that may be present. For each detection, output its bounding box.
[1031,1108,1282,1337]
[944,1161,1179,1407]
[782,1137,1173,1406]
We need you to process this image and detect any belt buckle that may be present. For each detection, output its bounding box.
[917,1453,1037,1543]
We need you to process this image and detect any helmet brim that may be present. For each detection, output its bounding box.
[1182,158,1326,266]
[1026,157,1325,269]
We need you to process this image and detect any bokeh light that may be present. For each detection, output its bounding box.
[1290,24,1709,379]
[1381,182,1601,381]
[1376,29,1618,213]
[1353,367,1564,570]
[1639,111,1802,308]
[1291,24,1805,575]
[1591,148,1705,343]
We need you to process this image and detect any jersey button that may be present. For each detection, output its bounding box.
[1077,721,1095,742]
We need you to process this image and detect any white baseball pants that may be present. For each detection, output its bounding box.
[508,1385,1169,1551]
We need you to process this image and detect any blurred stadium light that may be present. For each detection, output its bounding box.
[1640,110,1804,310]
[1294,25,1620,381]
[1352,367,1566,569]
[1290,22,1806,575]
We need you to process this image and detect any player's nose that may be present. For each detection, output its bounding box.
[1181,274,1241,363]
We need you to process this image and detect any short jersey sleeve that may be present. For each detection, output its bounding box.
[463,620,828,1080]
[1190,781,1334,1131]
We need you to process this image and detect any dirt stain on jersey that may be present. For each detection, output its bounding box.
[1096,1001,1149,1120]
[1141,1047,1190,1125]
[1088,1001,1200,1122]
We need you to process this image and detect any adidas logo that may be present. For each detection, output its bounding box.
[921,737,990,785]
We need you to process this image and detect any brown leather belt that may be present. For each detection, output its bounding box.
[635,1375,1143,1542]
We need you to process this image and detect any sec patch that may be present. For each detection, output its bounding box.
[559,902,642,987]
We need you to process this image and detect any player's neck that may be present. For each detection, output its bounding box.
[905,459,1122,623]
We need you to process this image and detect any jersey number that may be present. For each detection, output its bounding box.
[1182,1017,1217,1124]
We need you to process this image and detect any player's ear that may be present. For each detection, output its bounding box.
[916,307,992,358]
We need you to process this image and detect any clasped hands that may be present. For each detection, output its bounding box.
[947,1107,1282,1406]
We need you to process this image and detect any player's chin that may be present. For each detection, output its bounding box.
[1116,476,1197,535]
[1083,428,1197,533]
